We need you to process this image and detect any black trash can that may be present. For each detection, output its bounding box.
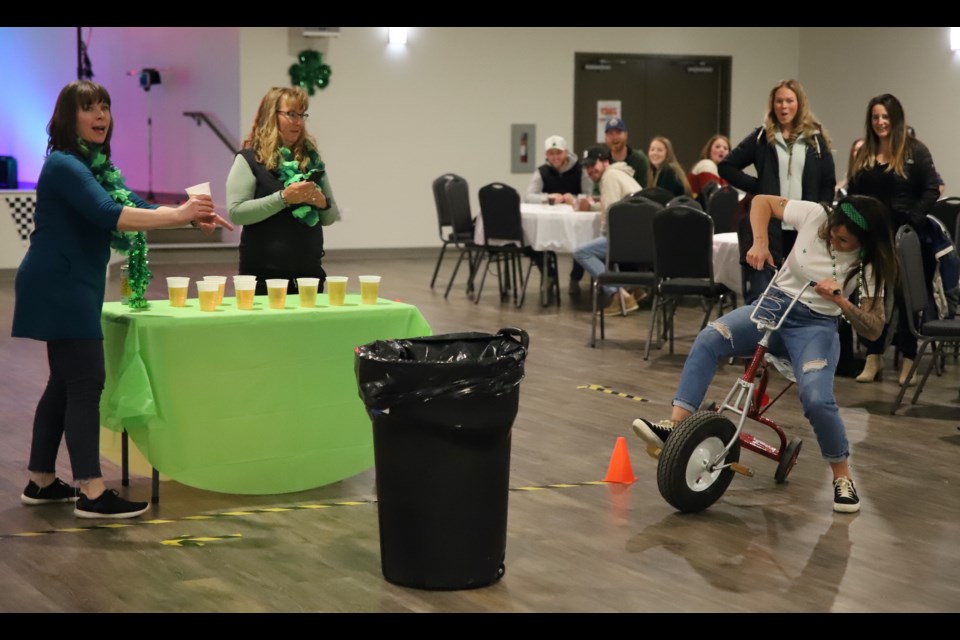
[355,327,528,590]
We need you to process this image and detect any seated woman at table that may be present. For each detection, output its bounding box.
[12,80,231,519]
[647,136,692,198]
[525,134,593,293]
[687,134,730,203]
[633,194,899,513]
[227,87,339,295]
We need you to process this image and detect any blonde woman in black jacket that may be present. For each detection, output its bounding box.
[720,79,836,303]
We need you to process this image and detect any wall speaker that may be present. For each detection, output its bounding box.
[0,156,17,189]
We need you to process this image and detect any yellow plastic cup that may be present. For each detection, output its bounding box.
[326,276,347,306]
[359,275,381,305]
[266,279,288,309]
[297,277,320,308]
[203,276,227,306]
[196,280,219,312]
[166,277,190,308]
[234,279,256,310]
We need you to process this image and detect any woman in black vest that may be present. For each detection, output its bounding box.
[226,87,339,295]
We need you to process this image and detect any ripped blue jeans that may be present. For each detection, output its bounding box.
[673,292,849,462]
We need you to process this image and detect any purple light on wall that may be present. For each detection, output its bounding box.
[0,27,76,187]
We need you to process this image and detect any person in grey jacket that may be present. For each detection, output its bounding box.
[720,79,836,304]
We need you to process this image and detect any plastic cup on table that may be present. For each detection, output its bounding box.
[297,277,320,308]
[359,275,381,305]
[266,279,289,309]
[196,280,219,312]
[234,279,257,310]
[326,276,347,307]
[203,275,227,306]
[166,277,190,308]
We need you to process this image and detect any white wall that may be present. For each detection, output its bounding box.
[800,27,960,187]
[239,27,800,249]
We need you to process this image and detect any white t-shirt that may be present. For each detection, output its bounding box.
[771,200,877,317]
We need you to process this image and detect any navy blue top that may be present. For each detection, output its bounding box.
[12,151,151,341]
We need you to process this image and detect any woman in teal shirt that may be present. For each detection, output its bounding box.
[13,80,230,519]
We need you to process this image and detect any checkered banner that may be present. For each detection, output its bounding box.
[5,195,36,242]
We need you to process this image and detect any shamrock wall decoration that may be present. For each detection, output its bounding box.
[289,50,332,95]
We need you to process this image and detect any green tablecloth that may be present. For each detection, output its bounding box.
[100,294,432,495]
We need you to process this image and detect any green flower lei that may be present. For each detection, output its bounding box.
[77,139,152,309]
[275,146,327,227]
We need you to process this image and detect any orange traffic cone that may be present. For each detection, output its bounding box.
[603,436,637,484]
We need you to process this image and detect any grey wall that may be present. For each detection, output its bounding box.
[239,27,800,249]
[801,27,958,186]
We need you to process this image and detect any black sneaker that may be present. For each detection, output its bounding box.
[632,418,675,446]
[74,489,149,519]
[833,477,861,513]
[21,478,80,505]
[568,279,581,295]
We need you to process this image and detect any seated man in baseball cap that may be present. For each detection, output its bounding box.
[573,145,644,316]
[604,117,650,187]
[526,134,595,293]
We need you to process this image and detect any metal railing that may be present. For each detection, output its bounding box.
[183,111,239,154]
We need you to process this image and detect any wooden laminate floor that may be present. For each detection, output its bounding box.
[0,249,958,613]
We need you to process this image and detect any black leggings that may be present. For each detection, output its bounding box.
[28,340,105,482]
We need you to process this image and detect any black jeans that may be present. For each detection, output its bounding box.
[28,339,105,482]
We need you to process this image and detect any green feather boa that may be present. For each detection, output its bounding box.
[275,146,327,227]
[77,139,152,309]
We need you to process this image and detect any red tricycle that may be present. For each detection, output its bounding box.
[654,278,817,513]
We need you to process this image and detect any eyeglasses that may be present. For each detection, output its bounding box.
[277,111,309,121]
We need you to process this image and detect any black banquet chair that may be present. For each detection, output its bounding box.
[475,182,557,308]
[645,204,737,360]
[667,194,702,211]
[706,184,740,234]
[429,173,456,289]
[932,196,960,241]
[429,173,479,297]
[439,175,482,298]
[591,198,661,347]
[890,225,960,413]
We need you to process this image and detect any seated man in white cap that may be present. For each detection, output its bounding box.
[526,134,595,206]
[526,135,595,294]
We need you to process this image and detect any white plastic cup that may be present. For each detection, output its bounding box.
[296,277,320,308]
[326,276,348,306]
[196,280,219,312]
[185,181,211,196]
[203,275,227,305]
[266,279,289,309]
[166,277,190,307]
[358,275,382,305]
[234,279,256,310]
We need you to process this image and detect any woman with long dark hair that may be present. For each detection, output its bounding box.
[847,94,942,384]
[634,194,898,513]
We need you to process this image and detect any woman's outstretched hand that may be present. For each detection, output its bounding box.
[179,195,235,233]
